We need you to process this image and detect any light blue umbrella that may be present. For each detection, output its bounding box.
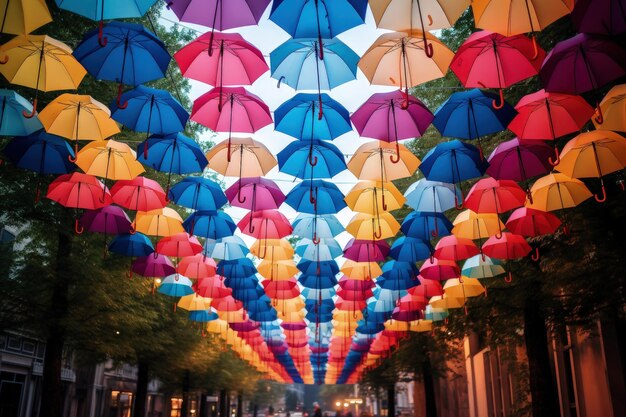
[462,254,506,279]
[301,287,336,301]
[56,0,158,21]
[158,274,194,297]
[292,213,343,239]
[425,304,448,322]
[204,236,249,260]
[404,178,462,213]
[295,238,342,261]
[0,90,43,136]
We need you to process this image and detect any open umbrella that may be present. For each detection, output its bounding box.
[110,177,166,212]
[419,257,459,281]
[482,232,532,281]
[345,180,406,214]
[177,254,217,279]
[594,84,626,132]
[277,139,346,179]
[296,238,342,261]
[225,178,285,211]
[156,232,203,258]
[452,209,505,241]
[389,236,432,263]
[401,211,453,240]
[348,141,420,181]
[506,206,561,259]
[238,209,292,240]
[132,253,175,278]
[527,173,593,212]
[346,212,400,240]
[183,210,237,240]
[80,205,132,256]
[285,179,347,215]
[462,255,505,279]
[168,0,271,32]
[1,0,51,35]
[159,274,195,308]
[205,137,275,178]
[434,235,479,261]
[134,207,184,238]
[343,239,390,262]
[205,235,249,260]
[56,0,157,23]
[76,139,144,183]
[404,178,462,212]
[0,89,43,135]
[571,0,626,35]
[108,232,154,276]
[292,213,343,240]
[169,177,227,211]
[250,238,293,260]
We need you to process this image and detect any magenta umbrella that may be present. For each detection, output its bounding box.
[225,177,285,210]
[571,0,626,35]
[351,90,433,163]
[191,87,272,161]
[342,239,390,262]
[132,254,176,278]
[80,205,132,257]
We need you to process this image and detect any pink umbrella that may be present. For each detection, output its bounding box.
[132,254,176,277]
[156,232,203,258]
[177,254,217,279]
[194,275,232,298]
[419,258,459,281]
[351,90,433,163]
[343,238,390,262]
[191,87,272,160]
[79,205,132,257]
[225,177,285,210]
[110,177,167,212]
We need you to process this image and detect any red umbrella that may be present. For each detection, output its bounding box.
[335,298,367,312]
[110,177,167,212]
[177,254,217,279]
[508,89,595,165]
[262,278,300,299]
[419,258,460,281]
[237,209,292,239]
[336,288,373,301]
[156,232,203,258]
[211,295,243,311]
[450,31,545,108]
[408,276,443,298]
[337,277,376,292]
[47,172,112,234]
[194,275,232,298]
[482,232,532,281]
[506,207,561,260]
[434,235,480,261]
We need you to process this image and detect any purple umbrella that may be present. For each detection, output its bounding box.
[571,0,626,36]
[391,307,423,322]
[132,254,176,279]
[80,205,132,257]
[229,320,261,332]
[343,239,390,262]
[539,34,626,122]
[351,90,433,163]
[224,177,285,210]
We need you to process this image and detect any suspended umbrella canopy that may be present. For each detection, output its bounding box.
[76,139,144,181]
[55,0,158,20]
[389,236,432,263]
[156,232,203,258]
[257,259,299,280]
[0,35,86,114]
[404,179,462,213]
[277,139,347,179]
[237,209,293,239]
[506,207,561,237]
[419,257,460,281]
[571,0,626,35]
[370,0,469,33]
[175,32,268,86]
[263,278,300,299]
[108,232,154,257]
[482,232,532,261]
[169,177,228,211]
[285,179,347,215]
[177,293,212,311]
[486,138,553,185]
[111,177,166,212]
[47,172,111,213]
[80,205,131,234]
[204,235,249,260]
[132,254,176,277]
[0,89,43,136]
[594,84,626,132]
[292,213,344,239]
[168,0,271,30]
[451,209,505,240]
[343,239,390,262]
[183,210,237,240]
[345,180,406,214]
[348,140,421,181]
[225,177,285,211]
[134,207,184,237]
[527,173,593,212]
[462,254,505,279]
[346,212,401,240]
[341,260,383,280]
[401,211,453,240]
[138,133,208,177]
[177,254,217,279]
[158,274,195,297]
[443,277,485,298]
[434,235,480,261]
[464,178,527,215]
[205,137,276,177]
[0,0,52,35]
[296,237,343,259]
[250,238,294,260]
[195,275,232,299]
[3,130,75,175]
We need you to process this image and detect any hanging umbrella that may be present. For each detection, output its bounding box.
[3,130,75,176]
[238,209,292,239]
[359,31,454,98]
[73,22,170,107]
[296,238,343,261]
[450,31,544,108]
[462,254,505,279]
[168,0,271,31]
[464,178,527,235]
[443,277,485,298]
[183,210,237,240]
[345,180,405,214]
[257,260,299,281]
[275,93,351,141]
[351,90,433,162]
[419,257,459,281]
[451,209,505,240]
[177,293,212,311]
[0,35,86,115]
[557,130,626,202]
[178,254,217,279]
[594,84,626,132]
[156,232,203,258]
[0,0,51,35]
[346,212,400,240]
[343,239,390,262]
[341,260,383,281]
[263,278,301,299]
[433,89,517,154]
[419,140,488,207]
[56,0,157,20]
[204,235,249,260]
[404,178,462,213]
[348,141,420,181]
[134,207,184,237]
[108,232,154,277]
[250,239,293,260]
[111,177,166,212]
[110,86,189,145]
[225,177,285,211]
[482,232,532,281]
[277,139,347,179]
[389,236,432,263]
[0,89,43,135]
[132,254,176,277]
[285,179,347,215]
[205,137,275,177]
[195,275,232,298]
[80,205,132,256]
[158,275,195,305]
[401,211,453,240]
[571,0,626,35]
[292,213,343,240]
[527,172,593,225]
[506,206,561,259]
[434,235,479,261]
[169,177,227,211]
[539,33,626,122]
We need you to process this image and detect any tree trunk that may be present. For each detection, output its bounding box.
[252,403,258,417]
[524,299,560,417]
[220,389,228,417]
[39,231,72,417]
[236,393,243,417]
[181,370,190,417]
[422,358,437,417]
[386,385,395,417]
[133,362,150,417]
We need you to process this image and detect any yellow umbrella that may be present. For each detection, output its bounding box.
[370,0,469,33]
[429,294,465,309]
[134,207,184,237]
[443,277,486,298]
[345,180,406,214]
[409,319,433,332]
[359,30,454,97]
[348,141,420,181]
[346,212,400,240]
[340,260,383,280]
[527,173,593,212]
[76,140,144,182]
[594,84,626,131]
[39,94,120,155]
[177,293,212,311]
[556,130,626,202]
[274,297,305,314]
[0,0,52,35]
[384,319,410,331]
[250,238,294,260]
[257,259,299,280]
[205,137,276,177]
[0,35,86,115]
[206,318,229,334]
[452,209,505,240]
[333,310,363,321]
[218,309,248,323]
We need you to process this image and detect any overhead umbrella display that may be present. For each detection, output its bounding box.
[76,140,144,187]
[0,89,43,136]
[238,209,292,239]
[348,141,420,181]
[108,232,154,276]
[451,209,505,241]
[345,181,405,214]
[205,235,249,260]
[593,84,626,132]
[110,177,166,212]
[1,0,52,35]
[346,212,401,241]
[277,139,347,179]
[401,211,453,240]
[134,207,184,238]
[183,210,237,240]
[464,178,526,236]
[461,255,505,279]
[0,35,86,114]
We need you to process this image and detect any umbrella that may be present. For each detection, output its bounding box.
[389,236,432,263]
[401,211,453,240]
[571,0,626,35]
[434,235,479,261]
[464,178,527,231]
[158,275,195,302]
[285,179,347,215]
[1,0,51,35]
[225,178,285,211]
[47,172,111,233]
[296,238,343,261]
[343,239,390,262]
[506,207,561,258]
[257,259,298,280]
[134,207,184,238]
[0,89,43,136]
[419,140,488,206]
[238,209,292,239]
[205,137,275,177]
[594,84,626,132]
[110,86,189,144]
[156,232,203,258]
[292,213,343,240]
[80,205,132,256]
[433,89,517,154]
[443,277,485,298]
[359,31,454,98]
[348,141,420,181]
[539,33,626,122]
[557,130,626,202]
[277,139,347,179]
[462,254,505,279]
[132,254,176,277]
[351,90,433,162]
[76,140,144,186]
[177,293,212,311]
[250,239,293,260]
[452,209,505,240]
[73,22,170,107]
[341,260,383,280]
[108,232,154,276]
[404,178,462,212]
[508,89,594,165]
[345,180,406,214]
[110,177,166,212]
[204,236,249,260]
[56,0,157,20]
[169,177,227,211]
[275,93,351,141]
[346,212,400,240]
[419,257,459,281]
[195,275,232,299]
[188,309,218,323]
[168,0,271,31]
[450,31,544,108]
[183,210,237,240]
[0,35,86,115]
[191,87,272,160]
[175,32,268,84]
[527,172,593,224]
[482,232,532,281]
[263,279,300,299]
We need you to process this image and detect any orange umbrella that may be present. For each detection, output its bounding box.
[594,84,626,131]
[205,137,276,177]
[348,141,420,181]
[370,0,469,34]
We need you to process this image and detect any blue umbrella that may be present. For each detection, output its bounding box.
[0,90,43,136]
[389,236,432,263]
[299,274,338,289]
[404,178,462,213]
[297,259,339,277]
[278,139,346,179]
[189,309,219,322]
[292,213,343,239]
[110,86,189,139]
[295,238,343,261]
[108,232,154,257]
[218,258,257,279]
[169,177,227,211]
[401,211,453,240]
[204,236,249,260]
[301,287,336,301]
[158,274,194,297]
[433,89,517,154]
[274,93,351,140]
[285,179,347,215]
[73,21,171,107]
[56,0,158,21]
[378,261,419,291]
[3,130,75,175]
[183,210,237,239]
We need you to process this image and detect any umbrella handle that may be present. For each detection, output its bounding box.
[530,35,539,60]
[531,247,540,262]
[423,39,434,58]
[237,188,247,204]
[594,105,604,125]
[492,89,505,109]
[0,54,8,64]
[258,244,266,259]
[98,21,108,47]
[481,251,486,262]
[277,76,285,88]
[74,219,84,234]
[309,151,318,167]
[618,180,625,191]
[401,87,410,110]
[594,184,607,203]
[548,145,560,166]
[116,85,128,109]
[390,141,401,164]
[430,219,439,238]
[312,232,320,245]
[504,271,513,283]
[208,30,215,56]
[248,219,256,234]
[454,192,464,210]
[382,192,388,211]
[68,142,78,163]
[129,223,136,234]
[526,187,533,205]
[22,99,37,119]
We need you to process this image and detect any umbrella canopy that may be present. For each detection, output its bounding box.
[250,239,294,260]
[401,211,453,240]
[205,236,249,260]
[404,178,462,212]
[55,0,157,20]
[3,130,75,175]
[168,0,270,30]
[158,274,195,297]
[76,139,144,181]
[80,205,132,235]
[138,133,208,176]
[0,89,43,135]
[482,232,532,260]
[434,235,479,261]
[464,178,527,215]
[343,239,390,262]
[571,0,626,35]
[195,275,232,299]
[277,139,347,179]
[205,137,276,177]
[506,207,562,237]
[47,172,111,213]
[177,293,212,311]
[110,177,166,212]
[257,259,298,280]
[452,210,505,240]
[370,0,469,33]
[341,260,382,280]
[389,236,432,263]
[296,238,343,261]
[108,232,154,257]
[285,179,347,215]
[156,233,203,258]
[292,213,343,239]
[348,141,420,181]
[1,0,51,35]
[177,254,217,279]
[443,277,485,298]
[527,173,593,212]
[238,209,292,239]
[346,212,401,240]
[183,210,237,240]
[420,257,459,281]
[169,177,227,211]
[134,207,184,237]
[225,178,285,211]
[462,255,505,279]
[132,254,176,277]
[486,138,553,185]
[594,84,626,132]
[345,180,405,214]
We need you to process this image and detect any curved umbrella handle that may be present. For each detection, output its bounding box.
[481,251,486,262]
[492,89,505,109]
[74,219,84,234]
[22,98,37,119]
[277,76,285,89]
[309,187,317,208]
[248,219,256,234]
[400,87,410,110]
[309,152,318,167]
[381,192,388,211]
[312,232,320,245]
[237,188,247,204]
[98,21,108,47]
[116,85,128,109]
[530,35,539,60]
[548,145,560,166]
[618,180,625,191]
[0,54,8,64]
[531,247,540,262]
[526,187,533,205]
[504,271,513,283]
[594,105,604,125]
[68,142,78,163]
[594,184,607,203]
[427,14,433,26]
[430,219,439,238]
[373,220,382,239]
[423,38,434,58]
[389,140,401,164]
[208,30,215,57]
[454,191,464,210]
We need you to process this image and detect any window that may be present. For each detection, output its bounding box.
[171,397,183,417]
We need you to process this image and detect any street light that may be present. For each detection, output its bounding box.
[335,402,341,408]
